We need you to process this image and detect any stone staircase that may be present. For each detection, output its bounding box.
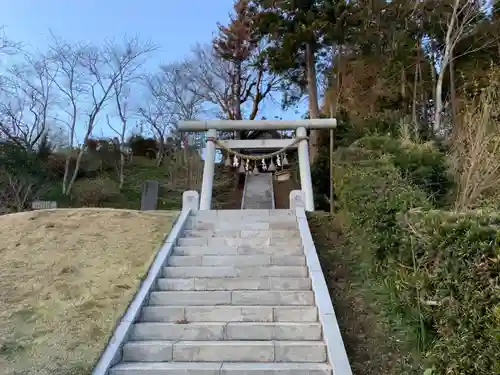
[109,210,334,375]
[241,173,274,209]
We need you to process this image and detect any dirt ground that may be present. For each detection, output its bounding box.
[212,178,244,209]
[0,208,178,375]
[308,213,404,375]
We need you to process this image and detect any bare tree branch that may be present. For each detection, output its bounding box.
[49,35,156,194]
[434,0,489,131]
[108,39,155,188]
[159,61,206,122]
[138,73,176,166]
[0,52,57,151]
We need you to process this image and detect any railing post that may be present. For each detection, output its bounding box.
[297,126,315,211]
[199,129,217,210]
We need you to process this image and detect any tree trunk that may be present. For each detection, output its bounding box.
[63,130,92,196]
[412,62,419,125]
[156,141,164,167]
[430,50,437,135]
[401,66,406,108]
[305,42,321,164]
[118,153,125,190]
[329,45,342,214]
[65,147,86,196]
[234,61,243,121]
[62,157,71,195]
[449,50,457,127]
[234,61,243,140]
[412,41,423,130]
[435,68,445,134]
[435,0,458,133]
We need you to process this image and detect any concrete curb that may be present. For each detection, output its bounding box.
[270,173,276,209]
[241,173,248,209]
[92,191,199,375]
[291,190,353,375]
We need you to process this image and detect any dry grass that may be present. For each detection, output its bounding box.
[450,67,500,211]
[0,208,179,375]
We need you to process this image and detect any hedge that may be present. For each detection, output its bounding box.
[353,136,453,206]
[334,145,431,262]
[401,210,500,375]
[333,143,500,375]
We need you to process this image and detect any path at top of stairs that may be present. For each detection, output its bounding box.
[109,210,333,375]
[242,173,274,209]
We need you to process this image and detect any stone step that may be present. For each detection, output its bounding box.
[162,266,308,278]
[187,214,297,224]
[110,362,332,375]
[148,291,314,306]
[172,246,304,256]
[139,306,318,323]
[184,221,297,231]
[242,173,274,209]
[177,237,302,247]
[129,322,322,341]
[192,209,295,217]
[123,340,327,362]
[167,255,306,267]
[182,229,299,239]
[156,277,311,291]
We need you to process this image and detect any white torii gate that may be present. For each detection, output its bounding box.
[177,119,337,212]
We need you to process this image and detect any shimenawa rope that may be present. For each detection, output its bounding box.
[207,136,307,161]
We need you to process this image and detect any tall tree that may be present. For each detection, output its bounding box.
[316,0,354,212]
[429,0,489,132]
[189,0,281,138]
[251,0,326,162]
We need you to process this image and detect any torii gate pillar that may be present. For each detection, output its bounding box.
[199,129,217,210]
[296,126,315,211]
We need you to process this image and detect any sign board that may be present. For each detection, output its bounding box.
[275,170,291,182]
[32,201,58,210]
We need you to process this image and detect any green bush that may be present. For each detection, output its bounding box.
[399,210,500,375]
[334,145,431,261]
[0,141,55,210]
[71,177,120,207]
[333,144,500,375]
[311,142,332,211]
[128,135,157,159]
[354,136,453,206]
[310,118,366,210]
[311,133,453,211]
[46,153,96,179]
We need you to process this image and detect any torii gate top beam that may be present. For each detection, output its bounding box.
[178,119,337,132]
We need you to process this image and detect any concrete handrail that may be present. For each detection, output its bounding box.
[241,173,248,209]
[270,173,276,209]
[92,191,199,375]
[290,190,353,375]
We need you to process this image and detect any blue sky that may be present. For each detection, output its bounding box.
[1,0,306,145]
[2,0,231,64]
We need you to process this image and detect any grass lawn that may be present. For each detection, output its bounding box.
[0,208,178,375]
